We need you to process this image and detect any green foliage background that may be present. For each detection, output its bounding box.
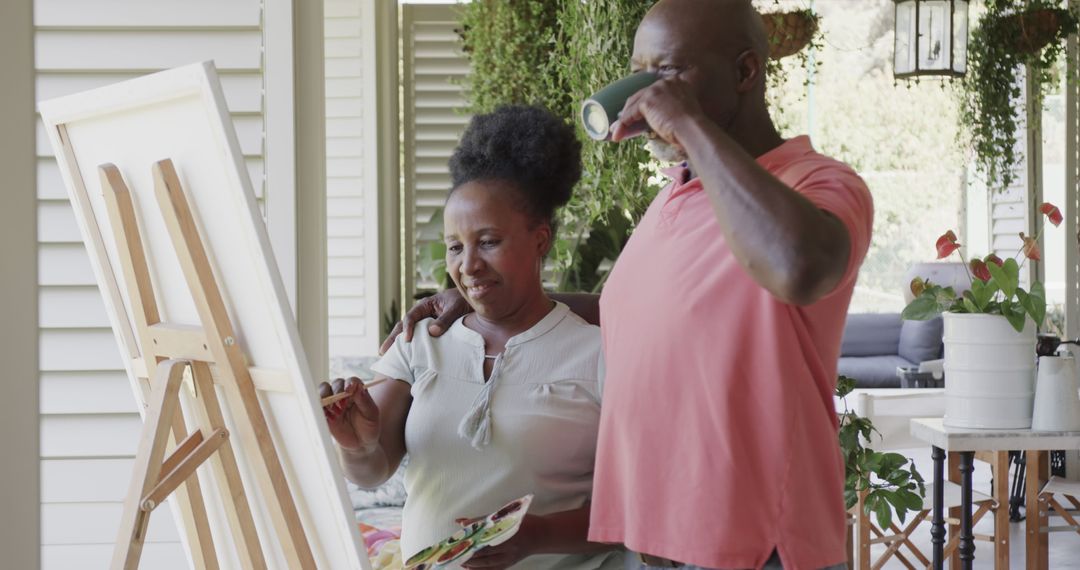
[960,0,1078,192]
[460,0,659,292]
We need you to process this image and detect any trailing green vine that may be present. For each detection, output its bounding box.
[960,0,1078,191]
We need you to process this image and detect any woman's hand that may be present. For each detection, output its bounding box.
[462,515,545,570]
[318,377,381,453]
[379,288,472,354]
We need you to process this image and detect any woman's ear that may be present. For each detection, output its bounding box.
[536,223,553,258]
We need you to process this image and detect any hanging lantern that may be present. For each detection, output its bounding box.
[894,0,969,79]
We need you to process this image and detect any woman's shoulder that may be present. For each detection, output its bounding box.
[541,303,602,359]
[551,302,600,340]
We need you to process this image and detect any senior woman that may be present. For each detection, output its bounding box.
[321,105,622,570]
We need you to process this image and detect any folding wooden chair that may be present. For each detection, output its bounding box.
[854,483,996,570]
[1036,477,1080,539]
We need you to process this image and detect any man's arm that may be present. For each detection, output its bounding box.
[676,115,850,306]
[614,80,851,306]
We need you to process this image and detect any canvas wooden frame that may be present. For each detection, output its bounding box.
[38,60,369,570]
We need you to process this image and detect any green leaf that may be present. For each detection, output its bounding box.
[902,295,942,321]
[1001,299,1027,333]
[881,489,902,516]
[969,278,998,310]
[986,259,1016,298]
[876,452,909,476]
[871,494,893,530]
[963,296,979,314]
[895,488,925,512]
[836,375,856,398]
[844,488,858,510]
[1025,281,1047,327]
[1004,257,1020,291]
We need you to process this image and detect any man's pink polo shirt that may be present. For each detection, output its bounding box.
[588,136,873,570]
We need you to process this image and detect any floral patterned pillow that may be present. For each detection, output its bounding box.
[347,457,408,509]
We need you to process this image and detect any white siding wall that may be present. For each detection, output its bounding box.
[325,0,371,358]
[402,4,470,298]
[991,70,1032,288]
[34,1,266,566]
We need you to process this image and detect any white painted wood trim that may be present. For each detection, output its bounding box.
[264,0,299,313]
[0,1,40,567]
[295,0,329,381]
[1066,0,1079,341]
[1026,65,1044,289]
[362,0,401,351]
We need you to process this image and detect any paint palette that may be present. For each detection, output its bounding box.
[405,494,534,570]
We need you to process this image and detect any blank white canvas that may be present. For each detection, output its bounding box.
[38,61,369,570]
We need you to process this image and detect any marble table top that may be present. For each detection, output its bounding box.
[911,417,1080,452]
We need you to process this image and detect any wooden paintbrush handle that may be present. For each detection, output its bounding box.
[319,377,389,407]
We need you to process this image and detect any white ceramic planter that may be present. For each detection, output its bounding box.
[943,312,1036,429]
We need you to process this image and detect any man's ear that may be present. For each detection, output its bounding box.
[734,49,763,93]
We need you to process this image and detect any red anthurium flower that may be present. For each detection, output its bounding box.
[1040,202,1063,227]
[935,230,960,259]
[1021,232,1041,261]
[970,258,991,282]
[984,253,1004,267]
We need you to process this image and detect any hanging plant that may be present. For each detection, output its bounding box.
[960,0,1078,192]
[762,9,820,59]
[759,3,824,109]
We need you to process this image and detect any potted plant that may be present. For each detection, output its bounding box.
[836,376,926,531]
[902,202,1063,428]
[960,0,1079,191]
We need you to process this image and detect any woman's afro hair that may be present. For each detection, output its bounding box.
[448,104,582,228]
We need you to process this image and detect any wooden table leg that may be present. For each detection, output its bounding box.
[993,451,1010,570]
[932,446,946,570]
[1025,450,1049,570]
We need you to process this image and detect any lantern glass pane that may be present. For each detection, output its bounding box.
[952,0,969,74]
[894,0,917,75]
[918,0,951,71]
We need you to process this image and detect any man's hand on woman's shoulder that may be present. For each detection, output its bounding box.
[379,288,472,355]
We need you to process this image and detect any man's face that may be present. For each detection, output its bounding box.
[630,13,741,162]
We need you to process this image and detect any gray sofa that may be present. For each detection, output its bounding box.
[838,313,944,388]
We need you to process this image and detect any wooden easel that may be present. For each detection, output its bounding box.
[101,159,316,569]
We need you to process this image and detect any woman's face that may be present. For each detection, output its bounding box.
[443,179,550,321]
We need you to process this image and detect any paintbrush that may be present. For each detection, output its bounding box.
[320,377,389,407]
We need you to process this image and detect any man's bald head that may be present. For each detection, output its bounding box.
[642,0,770,61]
[630,0,776,156]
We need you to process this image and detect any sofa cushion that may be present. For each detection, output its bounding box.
[898,316,944,364]
[837,355,915,388]
[840,313,903,357]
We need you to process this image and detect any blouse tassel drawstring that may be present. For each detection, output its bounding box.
[458,354,501,449]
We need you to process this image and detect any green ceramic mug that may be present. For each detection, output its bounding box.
[580,71,660,141]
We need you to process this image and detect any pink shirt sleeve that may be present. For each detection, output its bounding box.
[794,164,874,292]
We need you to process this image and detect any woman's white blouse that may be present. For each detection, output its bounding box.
[370,301,621,570]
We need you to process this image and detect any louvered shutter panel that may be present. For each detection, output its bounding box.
[325,0,372,357]
[402,4,471,298]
